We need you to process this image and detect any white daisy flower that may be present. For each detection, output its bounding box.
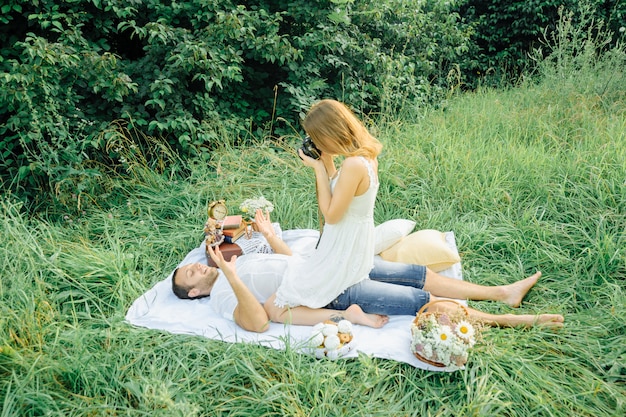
[455,320,475,341]
[437,325,454,344]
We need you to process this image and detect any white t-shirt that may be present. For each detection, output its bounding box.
[208,253,290,321]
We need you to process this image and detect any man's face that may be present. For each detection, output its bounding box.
[177,262,219,298]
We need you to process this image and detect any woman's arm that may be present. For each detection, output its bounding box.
[320,153,337,179]
[253,209,292,256]
[316,156,370,224]
[298,150,372,225]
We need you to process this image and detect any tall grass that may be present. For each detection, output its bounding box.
[1,16,625,417]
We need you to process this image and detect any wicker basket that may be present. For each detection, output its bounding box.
[411,299,470,367]
[414,350,447,368]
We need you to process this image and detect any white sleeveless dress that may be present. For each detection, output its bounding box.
[274,157,379,308]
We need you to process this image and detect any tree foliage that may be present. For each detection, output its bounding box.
[456,0,626,87]
[0,0,470,209]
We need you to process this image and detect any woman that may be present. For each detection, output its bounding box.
[272,99,383,309]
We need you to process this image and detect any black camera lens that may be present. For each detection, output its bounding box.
[300,135,321,160]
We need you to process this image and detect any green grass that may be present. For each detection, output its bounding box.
[2,51,625,417]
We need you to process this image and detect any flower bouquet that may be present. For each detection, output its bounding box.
[306,320,355,360]
[410,299,480,370]
[239,196,274,222]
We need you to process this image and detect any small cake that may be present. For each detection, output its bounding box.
[338,333,352,344]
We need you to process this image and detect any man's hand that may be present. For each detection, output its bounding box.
[207,241,270,333]
[206,245,237,278]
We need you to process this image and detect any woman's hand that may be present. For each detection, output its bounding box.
[253,209,274,238]
[298,148,325,168]
[254,208,293,255]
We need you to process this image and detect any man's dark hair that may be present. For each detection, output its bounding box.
[171,268,191,299]
[171,267,210,300]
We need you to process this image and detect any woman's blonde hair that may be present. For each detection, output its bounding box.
[302,99,382,159]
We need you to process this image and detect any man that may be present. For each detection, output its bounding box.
[173,210,564,333]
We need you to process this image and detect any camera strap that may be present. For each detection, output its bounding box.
[315,182,324,249]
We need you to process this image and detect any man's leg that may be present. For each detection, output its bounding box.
[371,256,542,308]
[329,281,564,329]
[366,261,562,326]
[369,256,428,287]
[423,271,542,307]
[428,296,564,328]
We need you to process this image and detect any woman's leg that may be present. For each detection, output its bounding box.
[326,280,431,316]
[264,294,388,328]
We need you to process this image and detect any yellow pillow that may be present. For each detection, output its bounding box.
[380,229,461,272]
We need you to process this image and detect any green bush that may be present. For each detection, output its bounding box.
[0,0,471,212]
[456,0,625,88]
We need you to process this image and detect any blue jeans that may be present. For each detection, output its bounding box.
[326,256,431,315]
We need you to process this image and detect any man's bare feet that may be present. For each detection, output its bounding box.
[502,271,542,307]
[498,312,565,329]
[533,314,565,329]
[344,304,389,328]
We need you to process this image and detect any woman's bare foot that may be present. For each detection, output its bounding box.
[344,304,389,328]
[501,271,542,307]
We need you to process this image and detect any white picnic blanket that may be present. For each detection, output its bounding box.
[125,229,464,371]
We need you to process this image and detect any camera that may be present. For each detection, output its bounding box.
[300,135,321,160]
